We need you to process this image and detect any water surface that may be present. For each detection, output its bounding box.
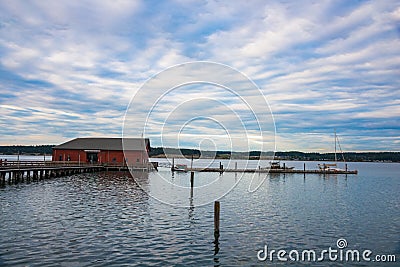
[0,160,399,266]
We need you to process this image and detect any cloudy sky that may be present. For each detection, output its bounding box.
[0,0,399,152]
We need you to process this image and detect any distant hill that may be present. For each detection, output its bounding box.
[0,145,399,162]
[149,147,400,162]
[0,145,54,155]
[273,151,400,162]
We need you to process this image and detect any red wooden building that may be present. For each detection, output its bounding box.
[52,138,150,167]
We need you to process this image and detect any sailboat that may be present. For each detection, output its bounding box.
[318,130,346,172]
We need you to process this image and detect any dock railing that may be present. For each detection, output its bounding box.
[0,161,103,169]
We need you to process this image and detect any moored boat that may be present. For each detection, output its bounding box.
[318,130,354,173]
[261,161,294,170]
[271,161,294,169]
[173,164,188,172]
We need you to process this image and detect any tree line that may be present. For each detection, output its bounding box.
[149,147,400,162]
[0,145,399,162]
[0,145,54,155]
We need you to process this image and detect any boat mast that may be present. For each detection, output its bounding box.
[336,132,346,164]
[334,129,337,163]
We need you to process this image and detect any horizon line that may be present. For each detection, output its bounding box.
[0,144,398,154]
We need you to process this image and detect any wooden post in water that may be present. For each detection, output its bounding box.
[213,200,220,255]
[190,171,194,188]
[1,173,5,187]
[235,162,237,170]
[345,164,348,172]
[214,201,220,239]
[171,158,175,172]
[283,163,286,170]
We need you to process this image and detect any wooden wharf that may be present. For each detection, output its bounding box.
[173,166,357,174]
[0,160,158,187]
[0,163,104,186]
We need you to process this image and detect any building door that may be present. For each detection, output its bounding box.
[86,152,98,163]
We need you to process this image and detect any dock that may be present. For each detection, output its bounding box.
[0,161,155,187]
[180,167,357,174]
[170,157,357,174]
[0,162,103,186]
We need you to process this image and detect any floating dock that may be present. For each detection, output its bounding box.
[170,158,357,174]
[179,167,358,174]
[172,161,358,174]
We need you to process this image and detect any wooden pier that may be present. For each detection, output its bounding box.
[170,157,357,175]
[173,167,358,175]
[0,163,104,187]
[0,160,158,187]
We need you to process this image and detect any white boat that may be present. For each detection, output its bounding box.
[259,161,294,170]
[270,161,294,170]
[318,163,343,171]
[318,130,346,172]
[173,164,188,172]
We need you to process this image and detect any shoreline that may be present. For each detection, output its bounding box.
[150,155,399,163]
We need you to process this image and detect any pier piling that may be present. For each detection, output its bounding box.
[213,201,220,255]
[214,201,220,239]
[0,172,5,187]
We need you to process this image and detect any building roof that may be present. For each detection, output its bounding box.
[53,138,150,151]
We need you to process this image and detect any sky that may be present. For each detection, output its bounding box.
[0,0,399,152]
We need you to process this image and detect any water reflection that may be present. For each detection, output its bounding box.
[188,187,194,221]
[145,170,241,207]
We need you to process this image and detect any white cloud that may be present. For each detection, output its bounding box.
[0,0,398,150]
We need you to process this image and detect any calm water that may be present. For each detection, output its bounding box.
[0,159,399,266]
